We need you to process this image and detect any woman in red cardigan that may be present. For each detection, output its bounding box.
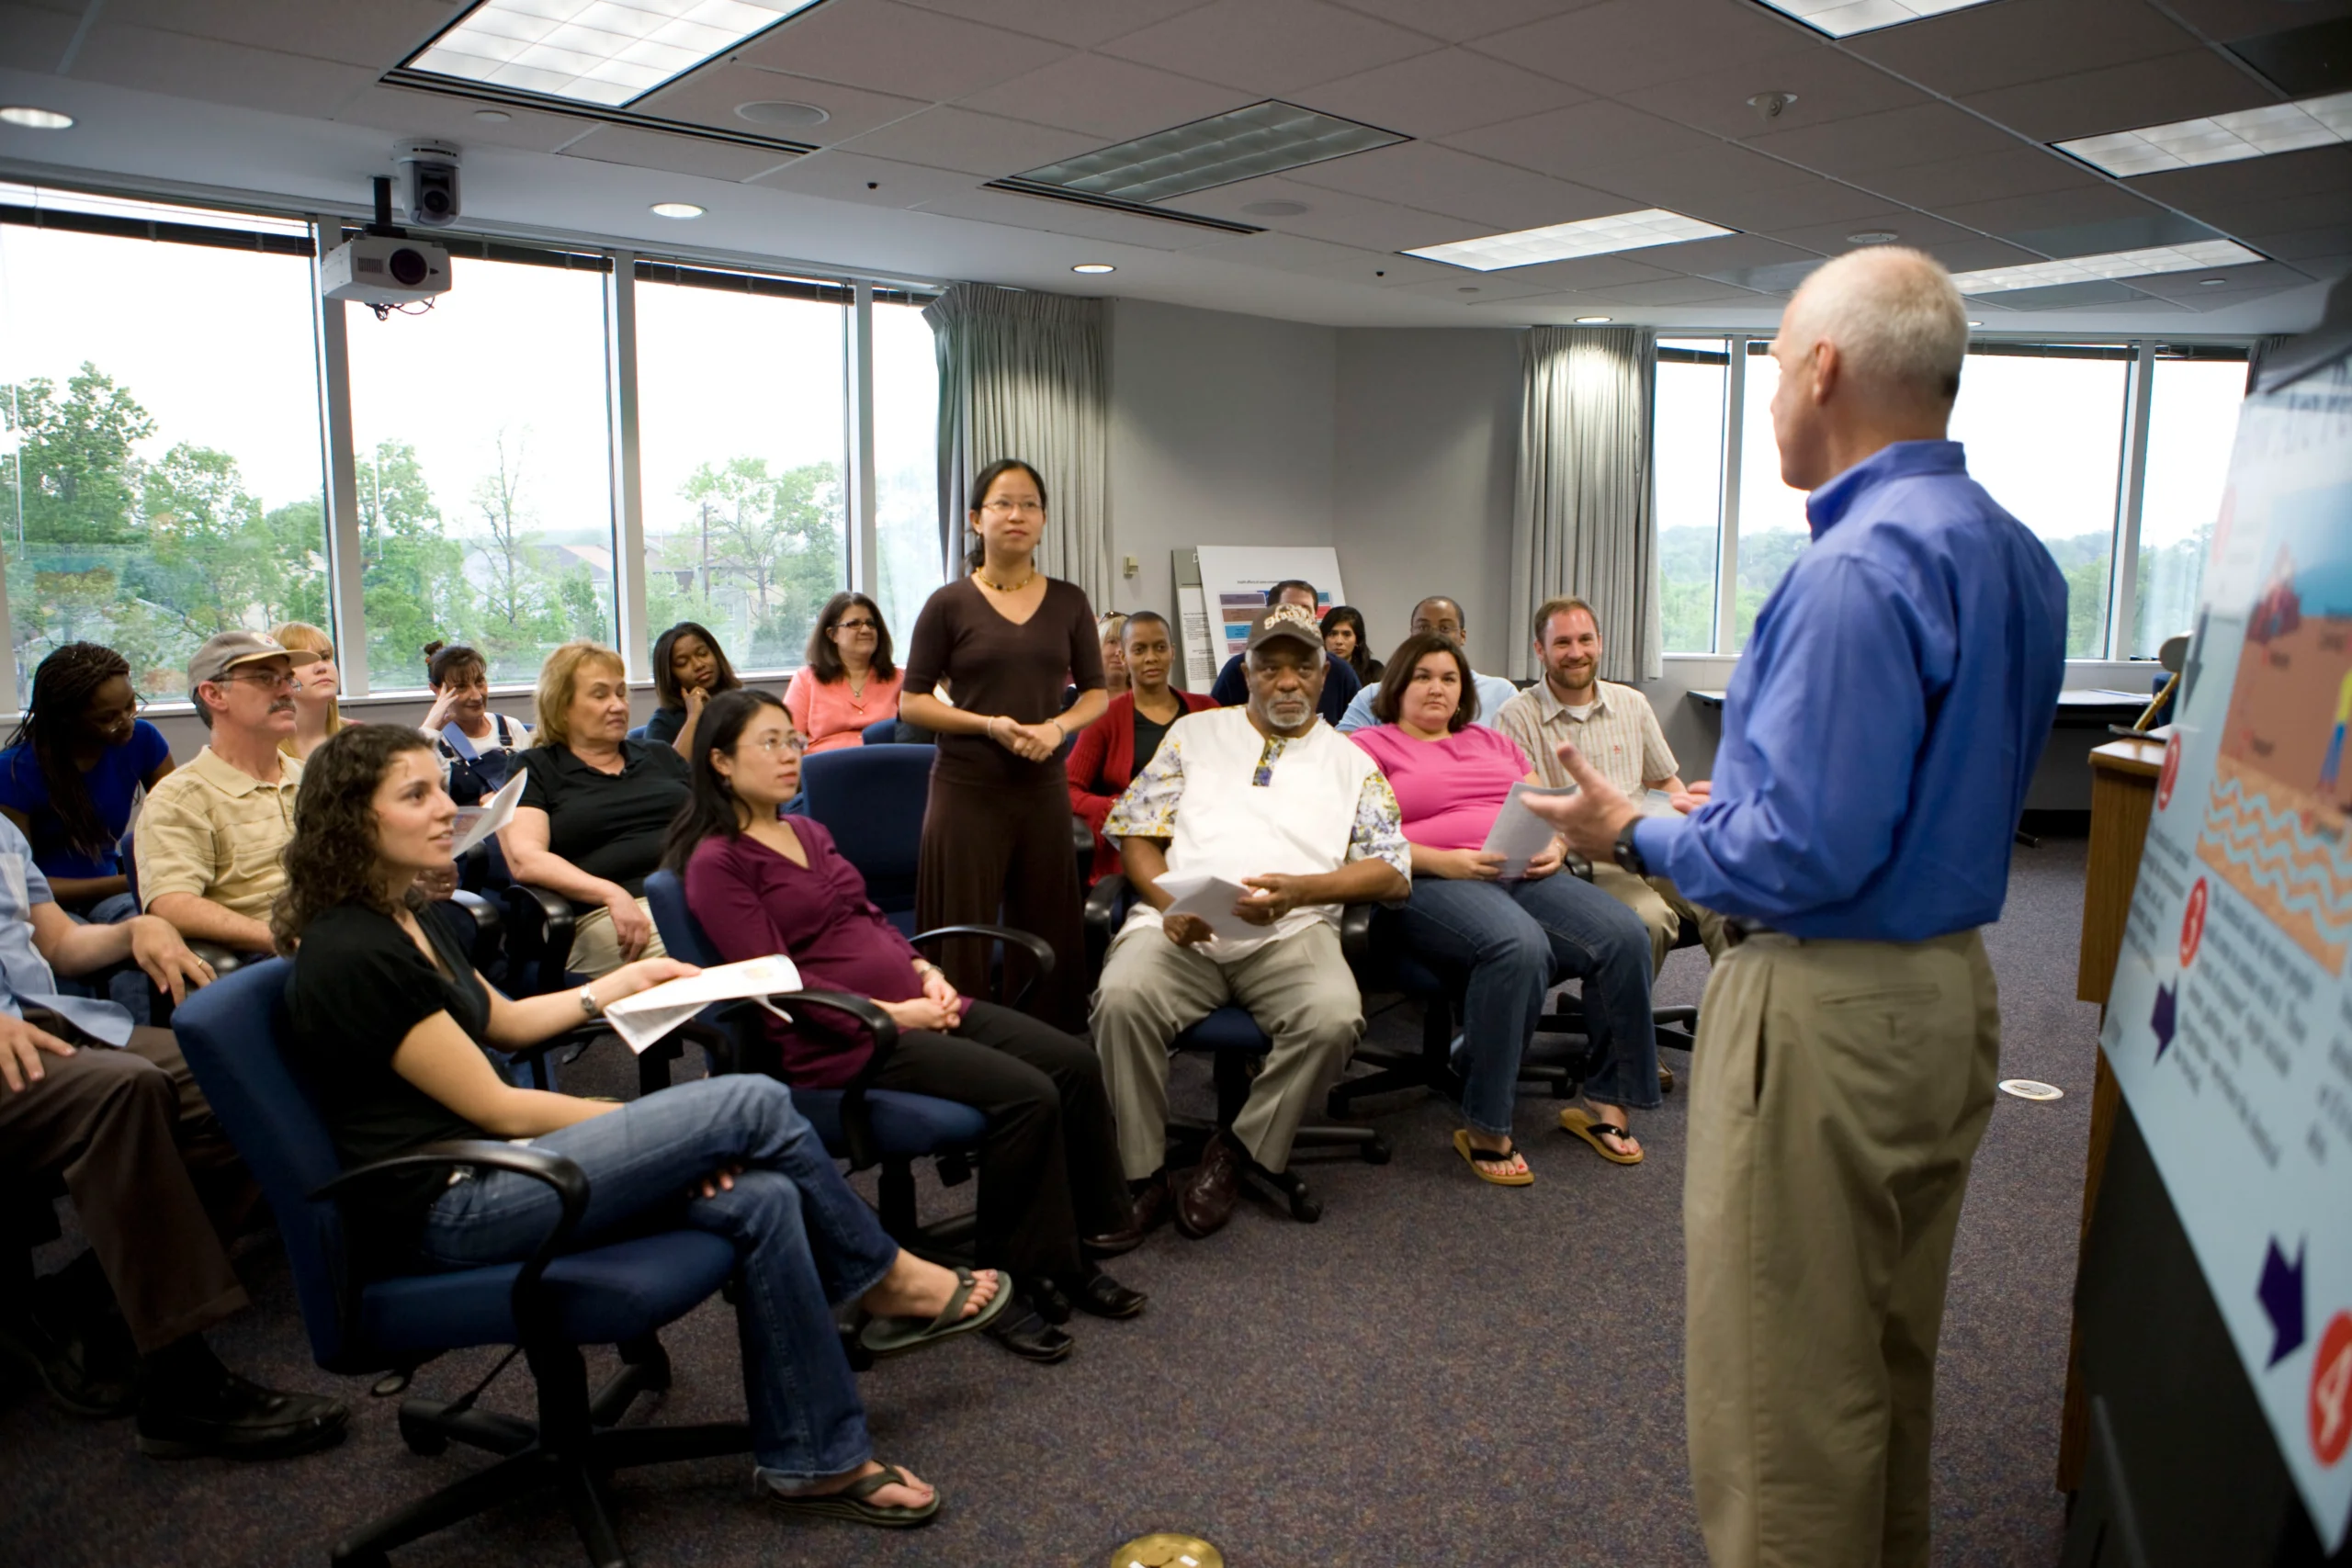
[1065,611,1215,885]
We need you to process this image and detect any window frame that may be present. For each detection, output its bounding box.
[0,178,943,711]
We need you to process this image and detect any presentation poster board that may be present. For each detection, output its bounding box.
[2099,351,2352,1550]
[1184,546,1346,681]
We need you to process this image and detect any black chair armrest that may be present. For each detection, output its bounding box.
[1083,874,1132,936]
[910,922,1054,1010]
[1566,852,1594,882]
[450,888,501,939]
[312,1140,589,1344]
[187,941,250,975]
[696,990,900,1170]
[1339,901,1374,962]
[501,884,577,995]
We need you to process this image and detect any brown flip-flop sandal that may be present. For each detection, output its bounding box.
[1453,1128,1534,1186]
[1559,1106,1643,1165]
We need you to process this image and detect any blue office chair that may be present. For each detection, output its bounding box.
[797,745,932,933]
[1082,876,1389,1223]
[625,723,648,742]
[171,961,751,1568]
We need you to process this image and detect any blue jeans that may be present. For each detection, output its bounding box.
[62,894,151,1024]
[1398,873,1659,1135]
[414,1075,897,1481]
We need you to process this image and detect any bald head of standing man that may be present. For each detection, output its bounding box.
[1530,247,2068,1567]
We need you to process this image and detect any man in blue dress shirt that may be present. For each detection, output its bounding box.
[1531,247,2066,1567]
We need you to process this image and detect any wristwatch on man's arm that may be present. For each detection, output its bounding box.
[1612,819,1647,878]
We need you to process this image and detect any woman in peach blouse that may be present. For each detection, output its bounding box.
[785,592,907,754]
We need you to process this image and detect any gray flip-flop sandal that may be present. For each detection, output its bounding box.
[766,1463,941,1528]
[856,1266,1012,1359]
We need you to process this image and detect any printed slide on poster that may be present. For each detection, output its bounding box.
[2101,351,2352,1549]
[1191,547,1345,667]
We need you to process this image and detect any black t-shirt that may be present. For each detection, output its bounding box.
[1133,710,1175,777]
[516,740,691,899]
[285,902,494,1234]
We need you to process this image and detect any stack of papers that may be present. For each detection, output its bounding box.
[1150,872,1265,944]
[600,954,802,1055]
[1480,784,1686,879]
[452,770,526,856]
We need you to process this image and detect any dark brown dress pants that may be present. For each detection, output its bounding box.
[915,773,1086,1030]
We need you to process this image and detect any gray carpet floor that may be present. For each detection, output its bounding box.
[2,835,2103,1567]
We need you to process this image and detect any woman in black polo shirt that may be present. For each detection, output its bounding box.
[498,641,691,977]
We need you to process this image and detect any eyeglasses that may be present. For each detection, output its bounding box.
[981,499,1045,515]
[742,733,805,756]
[214,670,301,690]
[832,618,878,633]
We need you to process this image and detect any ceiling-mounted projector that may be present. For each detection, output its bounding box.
[321,232,450,306]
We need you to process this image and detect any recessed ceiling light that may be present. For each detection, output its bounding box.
[0,106,74,130]
[1949,238,2263,295]
[1241,199,1310,217]
[650,201,705,219]
[736,100,829,129]
[2055,89,2352,177]
[1753,0,2000,39]
[1847,229,1899,244]
[407,0,824,108]
[1012,101,1404,206]
[2199,276,2228,286]
[1967,320,1983,326]
[1405,209,1736,272]
[1575,315,1612,323]
[472,108,512,123]
[1071,263,1115,274]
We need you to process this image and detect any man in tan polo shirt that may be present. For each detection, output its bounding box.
[1494,596,1724,972]
[135,632,302,955]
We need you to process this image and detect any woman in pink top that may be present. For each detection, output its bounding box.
[1349,634,1657,1184]
[786,592,907,754]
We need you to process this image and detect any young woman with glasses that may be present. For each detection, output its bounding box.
[785,592,904,756]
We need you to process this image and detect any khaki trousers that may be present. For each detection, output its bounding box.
[1589,861,1729,974]
[1685,930,2001,1568]
[564,897,668,979]
[1089,920,1363,1179]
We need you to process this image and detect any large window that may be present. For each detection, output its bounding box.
[872,296,942,643]
[636,265,849,671]
[0,190,329,703]
[1650,331,2250,660]
[344,249,616,692]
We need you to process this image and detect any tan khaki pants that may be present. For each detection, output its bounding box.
[1089,920,1363,1179]
[1684,931,2000,1568]
[564,897,667,979]
[1589,861,1729,974]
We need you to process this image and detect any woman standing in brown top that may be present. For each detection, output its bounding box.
[900,460,1106,1028]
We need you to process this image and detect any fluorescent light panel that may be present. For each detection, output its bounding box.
[2056,90,2352,177]
[1014,102,1404,206]
[1405,209,1735,272]
[1950,239,2264,295]
[1754,0,1997,39]
[409,0,822,108]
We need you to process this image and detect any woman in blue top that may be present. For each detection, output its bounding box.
[0,643,175,919]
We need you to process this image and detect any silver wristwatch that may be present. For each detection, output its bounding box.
[577,983,603,1020]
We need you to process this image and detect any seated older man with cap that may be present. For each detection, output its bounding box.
[1087,603,1409,1242]
[132,631,305,956]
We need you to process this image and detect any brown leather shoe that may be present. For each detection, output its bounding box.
[1174,1136,1243,1240]
[1083,1175,1170,1258]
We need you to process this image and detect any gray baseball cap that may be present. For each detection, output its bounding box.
[187,630,290,690]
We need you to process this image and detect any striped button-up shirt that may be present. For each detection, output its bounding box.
[1493,679,1679,799]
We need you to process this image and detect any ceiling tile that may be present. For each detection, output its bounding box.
[1468,0,1821,95]
[1285,141,1625,228]
[1185,229,1458,284]
[105,0,461,69]
[747,148,978,206]
[634,64,931,145]
[1099,0,1442,96]
[1976,278,2183,310]
[1745,101,2019,179]
[731,0,1070,102]
[0,4,77,72]
[955,52,1248,139]
[1582,142,1830,214]
[1407,251,1681,291]
[1860,145,2102,208]
[1920,235,2049,272]
[1584,276,1769,304]
[559,125,798,183]
[1386,271,1596,302]
[899,0,1216,48]
[334,85,594,153]
[2159,0,2352,41]
[1618,46,1931,141]
[2245,221,2352,260]
[1325,0,1604,42]
[1298,47,1587,139]
[837,107,1099,176]
[1690,174,1899,231]
[68,23,376,118]
[1442,98,1723,181]
[1662,231,1828,274]
[1846,0,2201,97]
[912,185,1215,249]
[1934,184,2186,248]
[1961,50,2279,143]
[2127,144,2352,209]
[1768,209,1979,254]
[1170,174,1487,250]
[2127,259,2313,298]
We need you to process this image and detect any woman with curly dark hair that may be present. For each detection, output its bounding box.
[645,621,742,758]
[277,723,1008,1528]
[0,643,175,918]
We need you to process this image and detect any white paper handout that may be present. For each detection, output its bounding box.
[599,954,803,1055]
[1150,871,1264,945]
[452,768,527,856]
[1482,782,1573,879]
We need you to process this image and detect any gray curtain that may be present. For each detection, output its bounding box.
[1510,325,1661,683]
[923,284,1111,608]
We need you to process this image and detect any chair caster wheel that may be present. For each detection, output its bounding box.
[397,1410,447,1457]
[1287,1190,1323,1224]
[1361,1134,1391,1166]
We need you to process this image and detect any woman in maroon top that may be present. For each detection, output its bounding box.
[669,691,1139,1364]
[899,460,1105,1028]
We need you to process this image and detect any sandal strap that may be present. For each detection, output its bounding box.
[843,1465,909,1503]
[925,1269,977,1335]
[1469,1141,1520,1162]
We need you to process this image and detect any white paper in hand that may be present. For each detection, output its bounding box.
[600,954,802,1055]
[1151,871,1263,944]
[452,768,527,856]
[1482,782,1575,879]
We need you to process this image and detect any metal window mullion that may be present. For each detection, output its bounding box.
[606,251,650,680]
[1715,334,1747,656]
[2109,339,2155,660]
[847,283,877,598]
[314,225,368,698]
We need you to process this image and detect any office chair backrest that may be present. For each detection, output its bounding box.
[799,744,933,919]
[627,724,648,742]
[171,959,362,1370]
[643,869,721,968]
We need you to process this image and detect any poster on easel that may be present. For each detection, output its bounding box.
[2100,347,2352,1551]
[1176,547,1345,690]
